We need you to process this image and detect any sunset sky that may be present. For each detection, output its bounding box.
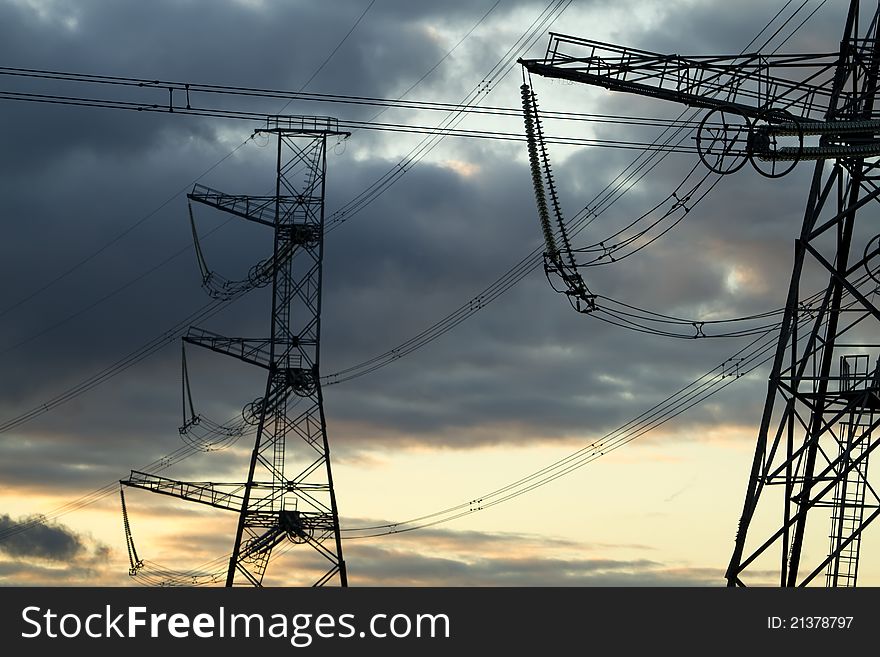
[2,0,876,587]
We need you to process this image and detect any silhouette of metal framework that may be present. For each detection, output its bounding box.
[521,1,880,586]
[123,115,349,587]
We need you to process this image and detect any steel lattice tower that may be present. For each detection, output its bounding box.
[521,1,880,586]
[728,3,880,587]
[123,115,349,587]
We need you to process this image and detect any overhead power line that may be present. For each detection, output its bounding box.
[0,0,832,580]
[0,66,721,132]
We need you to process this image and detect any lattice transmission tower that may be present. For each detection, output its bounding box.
[122,116,349,587]
[520,1,880,586]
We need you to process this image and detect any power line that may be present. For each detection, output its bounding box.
[342,281,869,538]
[0,0,579,350]
[130,276,863,587]
[0,1,578,416]
[0,0,824,564]
[0,0,377,321]
[0,0,812,408]
[0,268,851,545]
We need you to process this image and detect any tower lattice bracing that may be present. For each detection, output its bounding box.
[521,1,880,586]
[727,4,880,585]
[123,116,349,587]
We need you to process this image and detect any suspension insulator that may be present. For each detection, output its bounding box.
[522,84,560,262]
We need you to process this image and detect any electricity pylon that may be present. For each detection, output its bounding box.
[122,115,349,587]
[521,1,880,586]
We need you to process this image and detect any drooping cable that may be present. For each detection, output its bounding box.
[0,0,829,553]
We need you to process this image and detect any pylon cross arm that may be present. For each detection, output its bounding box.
[520,34,840,122]
[121,471,246,512]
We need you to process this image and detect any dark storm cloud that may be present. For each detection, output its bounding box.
[0,0,540,171]
[0,519,112,584]
[0,556,110,585]
[342,521,653,553]
[0,0,542,398]
[318,145,800,447]
[250,522,718,586]
[637,0,841,57]
[0,514,84,561]
[344,543,720,586]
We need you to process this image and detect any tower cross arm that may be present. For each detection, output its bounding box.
[520,33,842,122]
[184,327,287,370]
[188,183,278,228]
[121,470,246,512]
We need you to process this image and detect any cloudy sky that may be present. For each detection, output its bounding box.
[0,0,874,588]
